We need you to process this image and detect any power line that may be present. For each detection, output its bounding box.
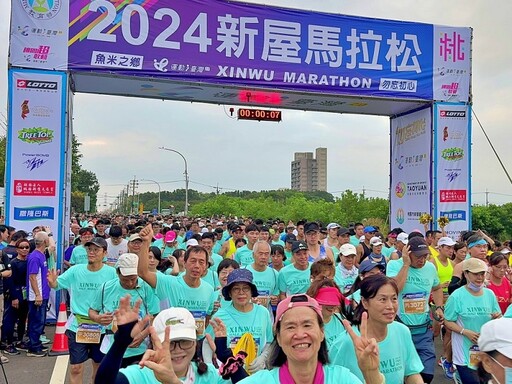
[473,109,512,186]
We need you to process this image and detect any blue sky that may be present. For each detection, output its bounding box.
[2,1,512,209]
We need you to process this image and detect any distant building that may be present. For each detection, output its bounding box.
[291,148,327,192]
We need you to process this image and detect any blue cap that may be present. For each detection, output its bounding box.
[363,226,376,233]
[358,259,385,274]
[222,269,258,301]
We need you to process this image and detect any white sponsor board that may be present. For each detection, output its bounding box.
[434,103,471,240]
[390,107,432,233]
[9,0,69,70]
[6,69,67,248]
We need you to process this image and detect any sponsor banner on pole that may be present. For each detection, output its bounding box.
[433,26,472,102]
[390,107,432,233]
[434,103,471,240]
[9,0,69,70]
[6,69,67,246]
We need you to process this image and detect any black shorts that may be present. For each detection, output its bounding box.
[65,330,105,365]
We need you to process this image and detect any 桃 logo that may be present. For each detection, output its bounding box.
[20,0,61,20]
[395,182,406,198]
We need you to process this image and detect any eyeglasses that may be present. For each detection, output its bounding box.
[17,246,30,250]
[231,286,251,294]
[87,247,104,253]
[170,339,195,351]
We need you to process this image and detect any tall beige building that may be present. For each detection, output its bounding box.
[291,148,327,192]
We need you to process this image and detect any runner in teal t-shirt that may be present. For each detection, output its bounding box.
[206,301,273,357]
[137,226,214,339]
[246,241,279,312]
[234,224,260,267]
[444,284,500,370]
[50,263,117,332]
[277,241,312,298]
[331,321,424,382]
[89,276,160,358]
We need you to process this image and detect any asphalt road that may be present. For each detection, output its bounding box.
[5,325,452,384]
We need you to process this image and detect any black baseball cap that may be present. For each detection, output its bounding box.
[291,241,308,253]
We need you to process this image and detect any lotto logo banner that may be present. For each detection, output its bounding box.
[434,102,471,240]
[390,107,432,233]
[6,69,67,235]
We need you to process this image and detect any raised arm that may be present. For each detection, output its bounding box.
[137,224,157,288]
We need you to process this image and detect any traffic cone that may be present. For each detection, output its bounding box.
[49,302,69,356]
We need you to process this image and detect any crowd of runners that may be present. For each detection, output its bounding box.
[0,215,511,384]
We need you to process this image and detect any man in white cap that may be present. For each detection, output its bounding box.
[390,232,409,260]
[89,253,159,367]
[47,237,117,383]
[137,225,214,339]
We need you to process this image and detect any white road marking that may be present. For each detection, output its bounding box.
[49,355,69,384]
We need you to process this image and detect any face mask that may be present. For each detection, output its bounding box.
[467,281,484,292]
[490,356,512,384]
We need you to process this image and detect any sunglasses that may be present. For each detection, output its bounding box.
[17,246,30,250]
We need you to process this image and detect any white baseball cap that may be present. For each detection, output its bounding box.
[153,308,197,342]
[397,232,409,244]
[116,253,138,276]
[370,236,383,247]
[340,244,357,257]
[438,237,456,247]
[479,318,512,359]
[186,238,199,247]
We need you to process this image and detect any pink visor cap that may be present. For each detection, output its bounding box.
[275,294,323,326]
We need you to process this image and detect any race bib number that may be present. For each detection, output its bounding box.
[76,324,101,344]
[402,292,426,314]
[191,310,206,336]
[469,345,480,368]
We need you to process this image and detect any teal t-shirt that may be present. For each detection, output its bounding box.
[444,287,500,369]
[324,313,347,351]
[213,240,223,255]
[211,253,223,273]
[333,265,358,295]
[155,273,214,337]
[206,302,273,356]
[162,245,176,259]
[90,277,160,357]
[121,362,230,384]
[151,238,163,248]
[245,265,279,309]
[505,304,512,318]
[382,245,395,259]
[56,264,117,332]
[70,245,88,265]
[234,245,254,267]
[238,364,362,384]
[284,250,293,266]
[271,240,285,247]
[386,258,440,327]
[202,269,220,290]
[330,321,423,382]
[349,235,360,247]
[277,263,312,296]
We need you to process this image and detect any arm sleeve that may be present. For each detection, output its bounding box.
[95,322,135,384]
[214,337,249,384]
[448,276,461,295]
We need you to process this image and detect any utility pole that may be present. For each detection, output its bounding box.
[130,177,138,214]
[216,183,220,195]
[485,188,489,207]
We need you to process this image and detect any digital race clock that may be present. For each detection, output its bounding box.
[237,108,282,122]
